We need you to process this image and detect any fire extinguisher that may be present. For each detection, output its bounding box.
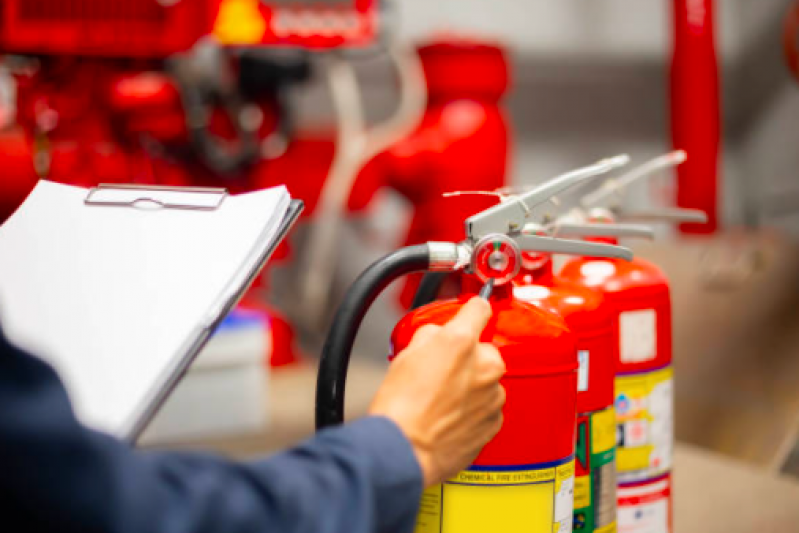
[557,152,708,533]
[511,221,654,533]
[316,155,634,533]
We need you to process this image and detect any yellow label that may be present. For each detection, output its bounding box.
[616,445,654,472]
[574,475,591,509]
[591,407,616,455]
[415,459,575,533]
[615,366,673,480]
[594,523,617,533]
[416,486,443,533]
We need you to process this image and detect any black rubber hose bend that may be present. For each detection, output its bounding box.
[410,272,449,310]
[315,244,431,430]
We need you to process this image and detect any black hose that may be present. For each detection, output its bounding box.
[410,272,449,310]
[315,245,431,430]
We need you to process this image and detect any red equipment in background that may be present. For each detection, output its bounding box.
[0,0,382,366]
[670,0,720,234]
[0,0,376,56]
[213,0,377,49]
[364,37,510,308]
[785,1,799,82]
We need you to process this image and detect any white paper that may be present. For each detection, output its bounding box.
[0,180,290,438]
[619,309,657,364]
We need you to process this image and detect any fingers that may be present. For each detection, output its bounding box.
[407,324,441,349]
[473,344,506,383]
[441,297,492,352]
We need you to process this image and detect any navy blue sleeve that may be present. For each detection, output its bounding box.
[0,328,423,533]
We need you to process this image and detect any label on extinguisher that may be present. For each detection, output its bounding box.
[577,350,590,392]
[574,407,617,533]
[414,457,575,533]
[619,309,657,364]
[614,366,673,482]
[617,476,671,533]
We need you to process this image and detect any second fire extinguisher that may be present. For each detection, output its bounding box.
[559,152,708,533]
[512,221,654,533]
[316,156,634,533]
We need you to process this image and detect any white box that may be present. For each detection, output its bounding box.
[141,309,271,444]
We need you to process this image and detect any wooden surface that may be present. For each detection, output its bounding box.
[153,362,799,532]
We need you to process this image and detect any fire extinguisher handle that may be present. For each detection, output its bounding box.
[581,150,687,209]
[544,222,655,240]
[614,207,709,224]
[466,155,630,239]
[515,234,634,262]
[316,244,435,430]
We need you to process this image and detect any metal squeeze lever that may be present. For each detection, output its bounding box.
[578,150,709,225]
[479,278,495,300]
[542,221,655,240]
[465,154,630,239]
[609,207,708,224]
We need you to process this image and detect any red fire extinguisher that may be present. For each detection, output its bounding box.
[316,156,634,533]
[558,153,708,533]
[511,222,654,533]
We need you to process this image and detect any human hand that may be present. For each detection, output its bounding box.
[369,297,506,487]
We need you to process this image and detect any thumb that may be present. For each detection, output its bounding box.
[442,297,492,347]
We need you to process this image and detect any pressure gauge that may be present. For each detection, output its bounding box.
[471,234,521,286]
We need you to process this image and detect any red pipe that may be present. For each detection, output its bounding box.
[784,1,799,83]
[670,0,721,234]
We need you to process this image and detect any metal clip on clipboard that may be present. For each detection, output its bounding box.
[85,184,229,211]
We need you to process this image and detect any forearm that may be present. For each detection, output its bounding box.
[132,417,423,533]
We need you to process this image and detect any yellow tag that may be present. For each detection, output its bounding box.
[574,475,591,509]
[591,407,616,455]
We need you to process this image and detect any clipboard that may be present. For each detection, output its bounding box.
[0,181,303,443]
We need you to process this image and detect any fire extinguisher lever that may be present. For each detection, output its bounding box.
[574,150,709,226]
[515,234,634,262]
[611,207,709,224]
[465,154,630,240]
[581,150,687,209]
[543,222,655,240]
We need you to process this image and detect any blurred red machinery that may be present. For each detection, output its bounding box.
[0,0,382,366]
[362,37,510,308]
[785,0,799,82]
